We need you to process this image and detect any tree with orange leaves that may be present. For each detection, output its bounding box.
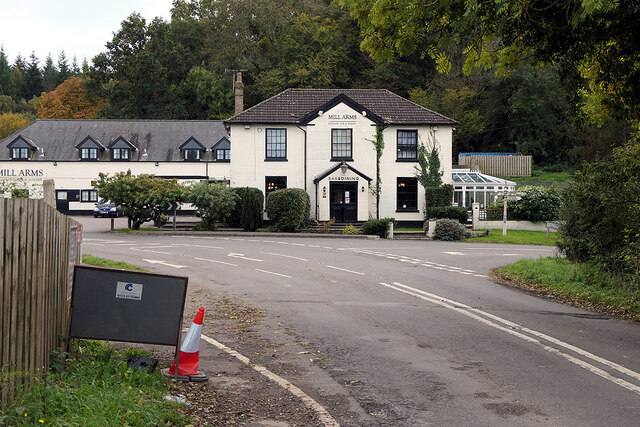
[37,77,105,119]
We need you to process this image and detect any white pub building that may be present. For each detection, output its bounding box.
[0,84,457,226]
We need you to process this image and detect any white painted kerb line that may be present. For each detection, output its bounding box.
[380,282,640,396]
[200,334,339,427]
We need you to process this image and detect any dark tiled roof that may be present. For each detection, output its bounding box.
[226,89,457,125]
[0,120,228,161]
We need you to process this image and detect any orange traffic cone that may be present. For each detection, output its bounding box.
[164,307,208,382]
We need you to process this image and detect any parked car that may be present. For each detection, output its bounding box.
[93,200,121,218]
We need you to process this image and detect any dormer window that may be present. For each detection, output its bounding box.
[179,136,206,162]
[107,136,137,162]
[7,135,37,160]
[80,148,98,160]
[112,148,129,160]
[212,137,231,162]
[76,136,105,161]
[12,148,30,159]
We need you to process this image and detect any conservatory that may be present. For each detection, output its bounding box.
[452,168,516,208]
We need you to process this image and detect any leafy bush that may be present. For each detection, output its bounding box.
[426,206,468,224]
[342,224,361,235]
[265,188,310,232]
[188,181,239,230]
[558,139,640,278]
[240,187,264,231]
[511,186,562,222]
[425,184,453,208]
[361,218,396,238]
[433,218,466,241]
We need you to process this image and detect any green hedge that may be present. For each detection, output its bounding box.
[265,188,310,232]
[425,184,453,208]
[361,218,396,238]
[426,206,468,224]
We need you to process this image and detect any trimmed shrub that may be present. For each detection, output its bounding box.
[342,224,361,235]
[361,217,396,238]
[425,184,453,208]
[426,206,468,224]
[265,188,310,232]
[433,218,466,241]
[228,187,245,227]
[188,181,239,230]
[240,187,264,231]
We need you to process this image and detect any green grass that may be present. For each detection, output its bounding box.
[0,341,190,426]
[396,227,424,231]
[466,229,559,246]
[496,258,640,319]
[82,254,148,272]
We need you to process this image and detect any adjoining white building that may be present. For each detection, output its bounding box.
[0,120,231,214]
[0,87,457,226]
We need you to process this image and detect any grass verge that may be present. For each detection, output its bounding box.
[466,229,559,246]
[0,341,189,426]
[82,254,148,272]
[495,257,640,320]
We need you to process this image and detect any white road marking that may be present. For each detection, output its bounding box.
[290,243,305,246]
[200,334,339,426]
[326,265,365,275]
[256,269,292,278]
[260,252,308,262]
[194,257,238,267]
[172,244,223,249]
[308,245,321,248]
[130,247,172,255]
[443,251,466,256]
[247,239,262,242]
[277,241,290,245]
[231,238,245,241]
[142,259,186,268]
[227,252,263,262]
[464,247,548,252]
[381,281,640,396]
[323,247,333,250]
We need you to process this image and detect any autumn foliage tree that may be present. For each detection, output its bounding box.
[37,77,105,119]
[0,112,32,139]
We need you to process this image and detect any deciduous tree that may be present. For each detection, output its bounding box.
[95,171,185,229]
[37,77,105,119]
[0,112,32,139]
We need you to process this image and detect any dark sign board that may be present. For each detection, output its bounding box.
[69,265,188,346]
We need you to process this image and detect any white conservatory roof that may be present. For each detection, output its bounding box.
[452,168,516,186]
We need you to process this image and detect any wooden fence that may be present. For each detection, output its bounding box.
[1,198,81,409]
[459,155,532,177]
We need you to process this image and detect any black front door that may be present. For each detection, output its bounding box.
[330,182,357,223]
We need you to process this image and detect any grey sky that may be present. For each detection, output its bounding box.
[0,0,173,65]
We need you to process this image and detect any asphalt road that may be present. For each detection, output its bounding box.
[77,217,640,426]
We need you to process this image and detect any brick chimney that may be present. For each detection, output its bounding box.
[234,72,244,115]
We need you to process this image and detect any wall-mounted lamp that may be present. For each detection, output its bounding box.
[322,186,326,193]
[361,185,365,193]
[340,162,348,174]
[53,161,57,166]
[155,161,159,166]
